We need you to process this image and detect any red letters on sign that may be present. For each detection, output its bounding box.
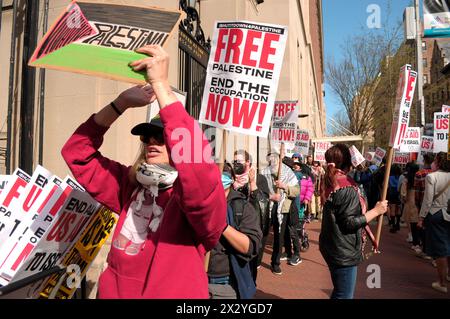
[214,28,280,70]
[2,178,28,207]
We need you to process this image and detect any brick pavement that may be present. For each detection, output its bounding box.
[255,218,449,299]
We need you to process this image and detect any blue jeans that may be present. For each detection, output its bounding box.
[329,265,358,299]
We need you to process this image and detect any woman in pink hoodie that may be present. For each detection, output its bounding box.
[61,45,226,298]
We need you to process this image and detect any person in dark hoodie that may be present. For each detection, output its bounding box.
[207,163,262,299]
[232,150,270,278]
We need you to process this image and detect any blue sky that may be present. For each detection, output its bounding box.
[323,0,415,133]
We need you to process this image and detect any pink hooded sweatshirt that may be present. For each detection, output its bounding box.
[299,175,314,203]
[61,101,226,299]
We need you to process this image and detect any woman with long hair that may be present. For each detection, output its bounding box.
[418,152,450,293]
[319,144,387,299]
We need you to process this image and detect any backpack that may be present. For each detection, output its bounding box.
[388,176,400,199]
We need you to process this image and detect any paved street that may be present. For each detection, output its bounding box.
[255,218,449,299]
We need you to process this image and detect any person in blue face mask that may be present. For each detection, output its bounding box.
[207,163,262,299]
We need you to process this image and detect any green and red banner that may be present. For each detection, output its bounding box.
[29,1,182,84]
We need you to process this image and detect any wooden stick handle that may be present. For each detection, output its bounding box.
[375,147,394,248]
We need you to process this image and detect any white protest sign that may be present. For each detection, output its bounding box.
[417,136,434,165]
[434,112,449,153]
[393,152,410,165]
[442,105,450,113]
[314,141,332,163]
[199,21,288,137]
[349,146,366,167]
[294,129,310,156]
[373,147,386,166]
[0,169,30,250]
[5,188,101,289]
[389,65,418,150]
[271,101,298,155]
[399,127,421,153]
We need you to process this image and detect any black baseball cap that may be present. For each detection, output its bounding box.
[131,114,164,136]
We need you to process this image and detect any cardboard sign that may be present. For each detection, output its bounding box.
[434,112,449,153]
[199,21,288,138]
[293,129,310,156]
[389,65,418,150]
[373,147,386,166]
[314,141,332,163]
[399,127,421,153]
[442,105,450,113]
[393,152,410,165]
[29,1,182,84]
[349,146,366,167]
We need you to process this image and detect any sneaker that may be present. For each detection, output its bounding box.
[431,282,448,293]
[271,265,282,275]
[432,260,437,268]
[406,233,413,243]
[288,256,302,266]
[280,253,288,261]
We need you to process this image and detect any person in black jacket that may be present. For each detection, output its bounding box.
[319,144,388,299]
[232,150,270,277]
[207,163,262,299]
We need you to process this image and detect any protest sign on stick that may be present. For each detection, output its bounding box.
[29,1,182,84]
[389,65,418,150]
[313,142,332,163]
[293,129,310,156]
[377,65,417,249]
[199,21,288,138]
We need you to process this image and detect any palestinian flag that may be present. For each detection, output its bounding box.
[29,1,182,84]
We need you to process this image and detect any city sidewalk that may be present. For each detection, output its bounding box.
[255,219,449,299]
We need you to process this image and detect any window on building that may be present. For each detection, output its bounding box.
[423,58,428,68]
[422,41,427,51]
[424,75,428,84]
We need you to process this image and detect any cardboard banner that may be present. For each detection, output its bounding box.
[199,21,288,138]
[39,206,117,299]
[314,141,332,163]
[373,147,386,166]
[393,152,410,165]
[424,0,450,38]
[293,129,310,156]
[389,65,418,150]
[29,1,182,84]
[399,127,421,153]
[443,105,450,113]
[434,112,449,153]
[349,146,366,167]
